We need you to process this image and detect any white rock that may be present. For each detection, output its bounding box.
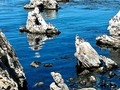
[75,35,117,69]
[108,11,120,36]
[50,72,69,90]
[96,11,120,49]
[22,7,60,34]
[24,0,59,10]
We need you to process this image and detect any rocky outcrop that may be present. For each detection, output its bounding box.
[0,30,27,90]
[24,0,60,10]
[20,7,60,35]
[50,72,69,90]
[96,11,120,49]
[75,35,117,70]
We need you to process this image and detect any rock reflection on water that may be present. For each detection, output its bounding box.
[42,10,58,19]
[26,33,57,51]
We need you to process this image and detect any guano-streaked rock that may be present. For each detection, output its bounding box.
[0,30,27,90]
[75,35,117,70]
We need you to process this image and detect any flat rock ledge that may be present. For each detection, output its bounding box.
[96,11,120,49]
[75,35,117,72]
[24,0,60,10]
[50,72,69,90]
[0,30,27,90]
[20,7,60,35]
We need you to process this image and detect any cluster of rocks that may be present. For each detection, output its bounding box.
[20,7,60,35]
[0,30,27,90]
[24,0,60,10]
[75,35,117,71]
[96,11,120,49]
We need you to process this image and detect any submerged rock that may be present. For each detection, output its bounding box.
[96,11,120,49]
[34,81,44,87]
[0,30,27,90]
[20,7,60,35]
[30,61,41,68]
[24,0,60,10]
[75,35,117,71]
[50,72,69,90]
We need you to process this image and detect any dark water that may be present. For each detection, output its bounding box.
[0,0,120,90]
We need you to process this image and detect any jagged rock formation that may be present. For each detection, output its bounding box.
[24,0,60,10]
[20,7,60,35]
[96,11,120,49]
[75,35,117,70]
[0,30,27,90]
[50,72,69,90]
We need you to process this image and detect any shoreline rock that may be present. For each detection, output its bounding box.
[20,7,60,35]
[0,30,27,90]
[96,11,120,49]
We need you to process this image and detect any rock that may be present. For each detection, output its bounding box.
[74,35,101,68]
[20,7,60,35]
[98,67,106,73]
[44,63,53,67]
[75,35,117,70]
[99,55,117,69]
[96,11,120,49]
[78,88,96,90]
[50,72,69,90]
[79,80,86,85]
[100,80,106,87]
[108,11,120,36]
[108,71,116,78]
[30,61,41,68]
[89,76,96,83]
[24,0,60,10]
[109,82,117,88]
[0,30,27,90]
[34,81,44,87]
[68,78,74,82]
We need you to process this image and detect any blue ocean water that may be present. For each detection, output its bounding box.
[0,0,120,90]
